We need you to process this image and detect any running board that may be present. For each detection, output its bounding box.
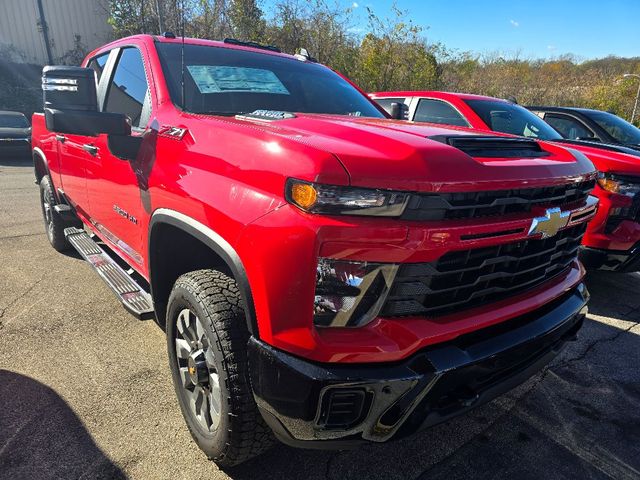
[64,227,155,320]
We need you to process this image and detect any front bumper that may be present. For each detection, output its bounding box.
[579,244,640,272]
[249,283,589,449]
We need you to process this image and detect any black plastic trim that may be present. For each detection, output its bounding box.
[249,283,589,448]
[148,209,259,336]
[579,244,640,272]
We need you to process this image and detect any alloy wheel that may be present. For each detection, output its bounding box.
[174,308,222,432]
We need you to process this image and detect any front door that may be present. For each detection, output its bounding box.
[86,46,154,272]
[56,52,111,215]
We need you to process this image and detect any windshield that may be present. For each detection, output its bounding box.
[0,114,29,128]
[465,99,562,140]
[156,43,384,118]
[586,110,640,145]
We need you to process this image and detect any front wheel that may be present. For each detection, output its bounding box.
[166,269,274,467]
[39,175,70,252]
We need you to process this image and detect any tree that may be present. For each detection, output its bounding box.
[352,6,439,91]
[229,0,265,40]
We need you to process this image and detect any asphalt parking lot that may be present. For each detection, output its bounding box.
[1,156,639,480]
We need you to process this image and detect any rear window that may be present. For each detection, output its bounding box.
[465,99,562,140]
[0,113,29,128]
[544,114,593,140]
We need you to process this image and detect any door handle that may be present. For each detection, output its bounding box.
[82,144,99,155]
[55,134,66,142]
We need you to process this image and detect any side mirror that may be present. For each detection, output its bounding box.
[388,102,406,120]
[42,66,131,137]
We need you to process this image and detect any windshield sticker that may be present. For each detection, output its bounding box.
[236,110,296,121]
[186,66,290,95]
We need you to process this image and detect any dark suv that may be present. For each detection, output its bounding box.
[528,106,640,153]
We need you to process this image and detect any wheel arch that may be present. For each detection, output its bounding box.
[32,147,50,185]
[148,209,259,337]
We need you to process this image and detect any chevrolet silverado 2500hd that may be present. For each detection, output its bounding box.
[372,91,640,272]
[32,34,597,466]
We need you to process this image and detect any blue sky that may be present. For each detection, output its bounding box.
[314,0,640,60]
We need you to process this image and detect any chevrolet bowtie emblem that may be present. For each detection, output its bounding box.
[528,207,571,239]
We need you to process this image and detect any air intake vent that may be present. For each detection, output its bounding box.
[317,388,369,430]
[429,135,549,158]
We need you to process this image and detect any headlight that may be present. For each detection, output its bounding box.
[597,173,640,197]
[286,179,409,216]
[314,258,398,328]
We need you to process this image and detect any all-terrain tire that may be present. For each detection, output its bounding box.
[166,269,275,467]
[39,175,71,252]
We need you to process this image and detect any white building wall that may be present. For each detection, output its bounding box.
[0,0,113,64]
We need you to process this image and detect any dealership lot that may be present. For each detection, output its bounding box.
[1,157,639,479]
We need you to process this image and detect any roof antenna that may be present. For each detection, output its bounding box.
[180,0,186,110]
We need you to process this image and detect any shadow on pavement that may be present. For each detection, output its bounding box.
[0,370,127,480]
[225,272,640,480]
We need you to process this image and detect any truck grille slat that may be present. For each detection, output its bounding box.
[383,223,587,318]
[401,179,595,221]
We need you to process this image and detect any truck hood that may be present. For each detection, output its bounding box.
[221,113,596,192]
[557,142,640,177]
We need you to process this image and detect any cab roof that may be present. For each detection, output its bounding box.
[94,34,298,61]
[371,91,509,102]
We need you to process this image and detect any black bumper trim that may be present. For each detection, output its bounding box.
[579,244,640,272]
[248,284,589,448]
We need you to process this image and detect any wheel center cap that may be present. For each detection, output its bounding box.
[187,351,209,386]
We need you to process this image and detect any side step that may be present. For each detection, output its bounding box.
[64,227,155,320]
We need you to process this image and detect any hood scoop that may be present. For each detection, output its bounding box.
[429,135,549,159]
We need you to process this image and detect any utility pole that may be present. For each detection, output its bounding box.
[155,0,164,34]
[35,0,53,64]
[623,74,640,124]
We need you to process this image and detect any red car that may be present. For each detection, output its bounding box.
[32,35,596,466]
[372,91,640,272]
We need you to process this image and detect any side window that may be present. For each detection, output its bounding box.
[414,99,469,127]
[373,97,409,119]
[104,48,150,129]
[86,52,109,83]
[544,114,593,140]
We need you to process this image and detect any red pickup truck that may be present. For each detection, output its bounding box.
[33,34,597,466]
[372,91,640,272]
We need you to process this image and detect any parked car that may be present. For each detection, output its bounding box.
[372,91,640,272]
[528,106,640,152]
[0,110,31,158]
[32,35,597,466]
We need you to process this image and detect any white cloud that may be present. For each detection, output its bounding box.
[352,2,359,7]
[547,45,557,51]
[510,19,519,27]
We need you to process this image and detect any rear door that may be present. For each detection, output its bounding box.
[55,52,111,214]
[86,46,153,270]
